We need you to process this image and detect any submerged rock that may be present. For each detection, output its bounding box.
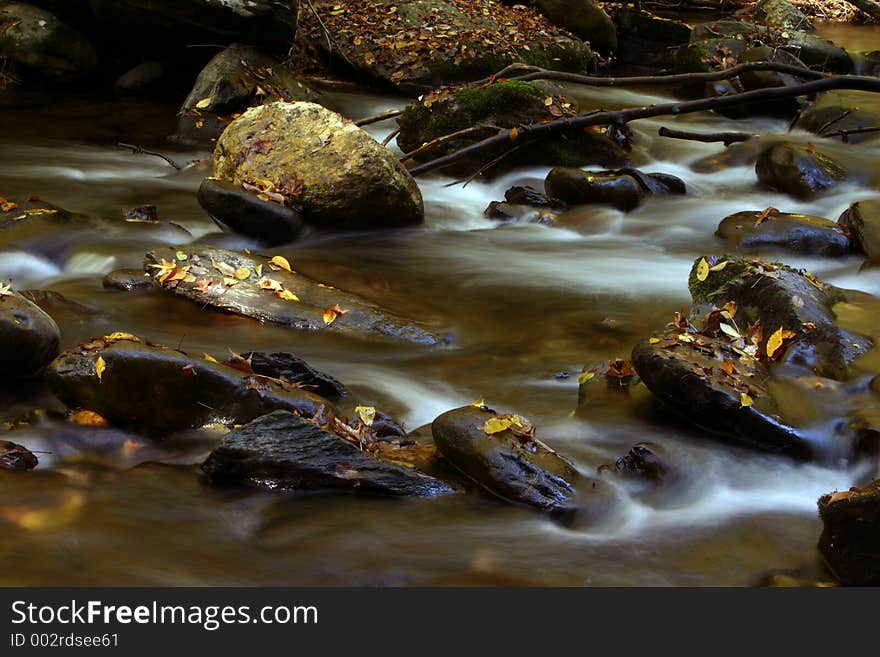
[47,335,330,436]
[197,178,306,245]
[755,144,848,198]
[432,404,614,520]
[544,167,685,211]
[717,210,852,256]
[0,289,60,378]
[396,80,628,178]
[214,101,423,230]
[838,199,880,267]
[144,245,445,345]
[202,410,454,497]
[818,480,880,585]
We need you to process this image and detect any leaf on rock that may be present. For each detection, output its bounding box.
[203,353,219,363]
[95,356,106,382]
[766,326,797,360]
[696,257,710,282]
[354,405,376,426]
[578,370,596,385]
[212,259,237,278]
[323,304,349,325]
[277,289,300,302]
[195,97,213,109]
[259,277,284,292]
[69,410,108,427]
[740,392,753,407]
[0,281,13,298]
[483,417,513,434]
[234,267,251,280]
[104,332,140,344]
[269,255,293,273]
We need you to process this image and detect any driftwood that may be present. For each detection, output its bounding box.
[409,74,880,177]
[658,126,754,145]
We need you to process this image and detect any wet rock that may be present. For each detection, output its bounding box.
[0,289,60,378]
[144,245,445,345]
[782,32,852,74]
[735,46,806,116]
[114,60,164,95]
[818,480,880,585]
[534,0,617,54]
[432,404,604,515]
[504,186,567,208]
[717,210,852,256]
[172,45,315,147]
[197,178,306,245]
[0,439,38,471]
[796,92,880,144]
[544,167,685,211]
[753,0,814,31]
[690,20,758,42]
[214,101,423,230]
[606,442,671,482]
[297,0,595,90]
[397,80,628,178]
[203,410,454,497]
[612,6,690,70]
[47,335,331,436]
[243,351,350,403]
[0,2,97,84]
[633,255,876,460]
[755,144,848,198]
[102,268,154,292]
[839,199,880,267]
[484,202,558,226]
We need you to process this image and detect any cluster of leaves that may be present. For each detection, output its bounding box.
[298,0,579,83]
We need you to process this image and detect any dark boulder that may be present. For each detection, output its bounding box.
[0,288,60,378]
[202,410,454,497]
[114,60,164,95]
[197,178,306,245]
[717,210,852,256]
[534,0,617,54]
[796,93,880,144]
[243,351,350,403]
[753,0,814,31]
[47,335,331,436]
[0,439,39,471]
[839,199,880,267]
[818,480,880,585]
[755,144,848,198]
[612,6,690,70]
[102,268,154,292]
[544,167,685,211]
[144,245,445,345]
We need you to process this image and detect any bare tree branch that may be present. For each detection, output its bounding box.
[658,126,754,145]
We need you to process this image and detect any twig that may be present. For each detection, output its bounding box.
[117,143,182,171]
[409,75,880,177]
[381,127,400,147]
[355,108,404,126]
[448,144,524,188]
[816,110,853,136]
[658,126,754,146]
[820,125,880,141]
[400,125,496,163]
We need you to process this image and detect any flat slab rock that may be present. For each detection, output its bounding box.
[144,245,445,345]
[47,335,331,436]
[203,410,455,497]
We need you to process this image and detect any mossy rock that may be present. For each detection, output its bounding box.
[535,0,617,54]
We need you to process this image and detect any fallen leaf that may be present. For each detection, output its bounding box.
[234,267,251,280]
[709,260,730,272]
[470,399,486,408]
[577,370,596,385]
[69,410,108,427]
[509,127,518,141]
[259,277,284,292]
[203,353,219,363]
[104,332,140,344]
[0,281,13,298]
[740,392,753,407]
[195,97,213,109]
[355,405,376,426]
[696,257,710,282]
[278,289,300,301]
[0,440,38,471]
[483,417,512,434]
[95,356,106,382]
[323,303,349,325]
[269,255,292,272]
[212,259,237,277]
[766,326,796,360]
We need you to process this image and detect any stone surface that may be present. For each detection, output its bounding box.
[839,199,880,267]
[818,480,880,585]
[717,210,852,256]
[0,289,61,378]
[755,144,848,198]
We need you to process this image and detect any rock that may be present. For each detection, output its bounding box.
[47,335,331,436]
[504,186,568,208]
[717,210,852,256]
[172,45,315,146]
[782,32,852,74]
[818,480,880,585]
[544,167,685,211]
[796,92,880,144]
[396,80,628,177]
[114,60,164,95]
[242,351,350,403]
[755,144,848,198]
[144,245,445,345]
[0,439,39,471]
[0,288,60,378]
[612,7,690,70]
[297,0,595,90]
[633,256,876,460]
[202,410,454,496]
[484,201,558,226]
[214,101,424,230]
[735,46,806,116]
[0,2,97,84]
[674,37,748,96]
[102,268,153,291]
[197,178,306,245]
[839,200,880,267]
[431,404,613,518]
[606,442,672,482]
[534,0,617,54]
[753,0,814,31]
[690,20,757,42]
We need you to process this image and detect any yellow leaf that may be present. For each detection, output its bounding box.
[766,326,786,359]
[269,255,292,273]
[482,417,512,434]
[649,337,660,344]
[740,392,753,407]
[578,370,596,385]
[259,277,284,292]
[0,281,13,298]
[95,356,106,382]
[195,97,212,109]
[70,410,108,427]
[355,405,376,426]
[255,264,263,278]
[277,289,300,301]
[509,127,519,141]
[323,303,349,325]
[104,332,140,344]
[203,353,219,363]
[544,96,554,106]
[696,257,710,282]
[709,260,729,272]
[470,398,486,408]
[234,267,251,280]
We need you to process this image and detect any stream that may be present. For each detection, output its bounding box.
[1,21,879,586]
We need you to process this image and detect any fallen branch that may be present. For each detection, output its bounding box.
[821,126,880,142]
[400,125,496,163]
[381,127,400,147]
[354,108,404,127]
[658,126,754,145]
[117,143,181,171]
[409,74,880,177]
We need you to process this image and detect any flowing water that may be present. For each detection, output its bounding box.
[2,25,879,585]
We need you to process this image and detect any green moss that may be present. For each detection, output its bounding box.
[455,81,544,115]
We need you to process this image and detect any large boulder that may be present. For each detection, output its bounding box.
[172,44,315,147]
[0,287,60,378]
[0,2,97,84]
[755,144,849,198]
[396,80,628,177]
[716,210,852,257]
[297,0,595,90]
[544,167,685,212]
[213,101,424,230]
[818,480,880,585]
[796,92,880,144]
[612,6,690,70]
[202,410,454,496]
[143,245,445,345]
[534,0,617,54]
[839,200,880,267]
[753,0,814,31]
[632,256,876,461]
[46,334,331,436]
